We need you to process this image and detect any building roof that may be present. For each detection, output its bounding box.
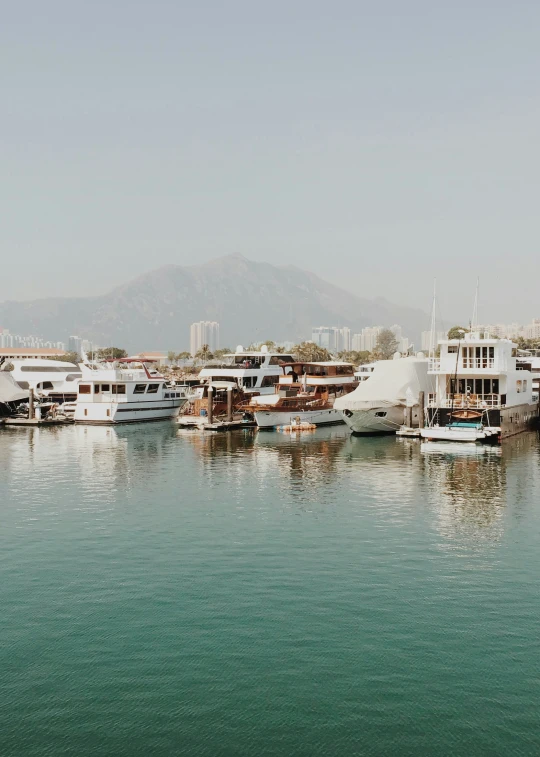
[0,347,65,356]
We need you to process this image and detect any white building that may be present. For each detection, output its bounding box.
[351,326,381,353]
[190,321,220,356]
[476,320,540,342]
[351,325,409,354]
[0,328,66,352]
[311,326,351,353]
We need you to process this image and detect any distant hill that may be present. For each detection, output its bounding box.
[0,254,429,352]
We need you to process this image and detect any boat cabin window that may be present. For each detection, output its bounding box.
[79,385,92,394]
[65,374,82,381]
[243,377,254,388]
[40,381,54,390]
[134,384,147,394]
[147,384,159,393]
[280,356,294,363]
[449,378,500,396]
[101,384,110,392]
[94,385,100,394]
[111,384,126,395]
[375,411,387,418]
[262,375,279,387]
[20,365,79,373]
[269,356,281,365]
[448,346,458,353]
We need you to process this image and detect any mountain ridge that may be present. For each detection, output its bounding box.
[0,256,429,352]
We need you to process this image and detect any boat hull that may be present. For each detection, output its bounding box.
[426,402,538,440]
[255,408,344,429]
[339,405,405,435]
[74,398,186,424]
[420,427,499,443]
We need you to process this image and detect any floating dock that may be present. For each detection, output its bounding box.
[396,425,422,438]
[177,416,256,432]
[4,417,73,427]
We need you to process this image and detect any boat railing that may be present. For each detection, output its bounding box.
[429,358,504,372]
[428,394,502,409]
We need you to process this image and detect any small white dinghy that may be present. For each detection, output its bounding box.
[420,422,500,444]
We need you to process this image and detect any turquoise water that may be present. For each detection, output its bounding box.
[1,424,540,756]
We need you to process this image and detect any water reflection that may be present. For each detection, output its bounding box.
[1,423,539,546]
[418,433,540,545]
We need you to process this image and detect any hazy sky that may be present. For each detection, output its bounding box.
[2,1,539,325]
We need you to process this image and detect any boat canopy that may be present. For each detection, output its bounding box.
[0,371,29,403]
[334,358,431,411]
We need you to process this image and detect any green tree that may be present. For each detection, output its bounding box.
[96,347,128,359]
[516,337,540,351]
[371,329,399,361]
[194,344,213,363]
[167,351,177,366]
[48,351,81,364]
[176,351,192,364]
[292,342,332,362]
[337,350,371,365]
[447,326,469,340]
[213,348,232,360]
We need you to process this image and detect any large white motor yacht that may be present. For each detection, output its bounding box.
[421,331,538,443]
[9,359,82,401]
[334,355,432,434]
[73,359,187,424]
[198,345,295,396]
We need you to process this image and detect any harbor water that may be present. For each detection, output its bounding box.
[1,425,540,756]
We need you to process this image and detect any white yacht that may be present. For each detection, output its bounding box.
[421,331,538,443]
[354,363,376,382]
[249,361,357,428]
[334,355,432,434]
[517,350,540,395]
[198,345,295,396]
[73,359,187,424]
[0,367,29,417]
[9,359,82,401]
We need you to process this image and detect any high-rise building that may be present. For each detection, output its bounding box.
[350,325,410,354]
[311,326,351,352]
[68,335,83,355]
[190,321,220,356]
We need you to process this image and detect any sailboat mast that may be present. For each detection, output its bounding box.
[429,279,437,358]
[471,278,479,332]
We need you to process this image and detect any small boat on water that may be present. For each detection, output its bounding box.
[420,330,538,444]
[249,361,357,429]
[73,359,187,424]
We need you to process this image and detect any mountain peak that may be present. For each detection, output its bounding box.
[0,256,428,351]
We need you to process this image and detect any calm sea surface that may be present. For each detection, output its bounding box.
[1,424,540,756]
